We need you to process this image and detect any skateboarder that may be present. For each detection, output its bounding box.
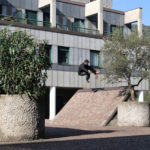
[78,59,100,83]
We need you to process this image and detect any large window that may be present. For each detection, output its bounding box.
[6,6,12,16]
[90,50,100,68]
[0,5,2,14]
[26,10,37,25]
[111,25,124,35]
[73,18,85,32]
[43,12,50,27]
[103,21,109,36]
[45,45,52,63]
[58,46,69,65]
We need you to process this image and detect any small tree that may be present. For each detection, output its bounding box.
[102,30,150,101]
[0,28,50,96]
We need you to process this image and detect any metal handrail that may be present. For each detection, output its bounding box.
[0,14,51,27]
[56,24,100,35]
[0,14,100,35]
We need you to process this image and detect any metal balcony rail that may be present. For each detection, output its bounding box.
[56,24,100,35]
[0,14,100,35]
[0,14,51,27]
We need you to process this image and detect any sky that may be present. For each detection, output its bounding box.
[113,0,150,26]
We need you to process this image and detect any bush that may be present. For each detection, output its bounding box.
[0,28,50,96]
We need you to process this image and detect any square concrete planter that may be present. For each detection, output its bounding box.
[0,95,45,142]
[118,102,150,127]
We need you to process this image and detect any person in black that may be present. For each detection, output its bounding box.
[78,59,100,82]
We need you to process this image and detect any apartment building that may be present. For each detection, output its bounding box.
[0,0,147,120]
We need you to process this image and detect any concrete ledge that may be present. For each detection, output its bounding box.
[118,102,150,127]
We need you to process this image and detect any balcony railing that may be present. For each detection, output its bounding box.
[0,14,51,27]
[56,24,100,35]
[0,14,100,35]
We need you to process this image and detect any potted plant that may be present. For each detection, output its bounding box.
[0,28,49,141]
[102,29,150,127]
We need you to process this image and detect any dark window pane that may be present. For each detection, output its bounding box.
[73,18,85,32]
[43,12,50,27]
[58,47,69,65]
[90,50,100,67]
[26,10,37,25]
[45,45,52,63]
[0,5,2,14]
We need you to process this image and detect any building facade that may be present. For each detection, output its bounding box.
[0,0,147,119]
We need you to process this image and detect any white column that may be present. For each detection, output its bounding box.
[138,91,144,102]
[98,0,103,35]
[138,8,142,37]
[49,87,56,120]
[50,0,56,27]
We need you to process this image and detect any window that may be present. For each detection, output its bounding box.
[103,21,108,36]
[57,15,68,30]
[14,10,26,23]
[90,50,100,67]
[58,47,69,65]
[73,18,85,32]
[43,12,50,27]
[6,6,12,16]
[0,5,2,14]
[45,45,52,63]
[26,10,37,25]
[111,25,124,35]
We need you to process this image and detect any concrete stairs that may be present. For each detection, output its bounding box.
[50,87,127,128]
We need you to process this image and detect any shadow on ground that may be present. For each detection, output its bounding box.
[0,134,150,150]
[45,127,115,138]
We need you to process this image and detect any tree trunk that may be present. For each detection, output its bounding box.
[130,86,135,101]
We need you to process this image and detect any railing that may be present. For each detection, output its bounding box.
[0,14,51,27]
[56,24,100,35]
[103,31,111,36]
[0,14,100,35]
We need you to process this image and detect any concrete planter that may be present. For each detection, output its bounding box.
[0,95,45,142]
[118,102,150,127]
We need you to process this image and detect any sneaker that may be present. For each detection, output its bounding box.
[86,80,90,83]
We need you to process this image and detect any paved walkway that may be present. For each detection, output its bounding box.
[0,120,150,150]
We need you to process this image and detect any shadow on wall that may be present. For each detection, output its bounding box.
[0,132,150,150]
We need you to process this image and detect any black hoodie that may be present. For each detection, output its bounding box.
[78,63,96,74]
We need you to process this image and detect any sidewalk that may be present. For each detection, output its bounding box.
[0,120,150,150]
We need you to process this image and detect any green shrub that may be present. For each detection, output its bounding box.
[0,28,50,96]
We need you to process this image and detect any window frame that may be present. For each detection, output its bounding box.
[73,18,85,32]
[43,12,50,27]
[90,50,101,68]
[0,5,2,15]
[111,25,124,35]
[58,46,70,65]
[26,10,37,26]
[45,45,52,64]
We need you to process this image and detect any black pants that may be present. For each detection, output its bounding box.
[78,71,90,81]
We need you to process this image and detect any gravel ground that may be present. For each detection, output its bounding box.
[0,120,150,150]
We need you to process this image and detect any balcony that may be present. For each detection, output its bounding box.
[0,14,51,27]
[0,14,100,35]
